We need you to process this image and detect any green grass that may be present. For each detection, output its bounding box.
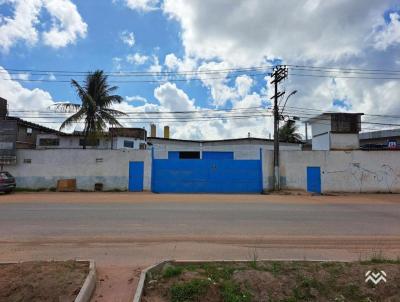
[291,276,327,300]
[170,279,210,302]
[163,265,183,278]
[360,252,400,265]
[198,263,236,282]
[220,281,251,302]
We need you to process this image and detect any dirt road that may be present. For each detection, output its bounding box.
[1,192,399,301]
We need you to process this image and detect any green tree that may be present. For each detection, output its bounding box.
[56,70,125,149]
[278,120,302,143]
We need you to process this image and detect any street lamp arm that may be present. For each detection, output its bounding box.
[280,90,298,115]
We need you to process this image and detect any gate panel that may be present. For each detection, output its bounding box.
[152,158,262,193]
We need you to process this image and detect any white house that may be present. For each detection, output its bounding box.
[36,127,147,150]
[306,112,363,150]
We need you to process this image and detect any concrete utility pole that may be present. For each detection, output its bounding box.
[270,65,288,191]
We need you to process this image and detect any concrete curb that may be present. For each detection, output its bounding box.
[132,258,349,302]
[133,260,170,302]
[75,260,96,302]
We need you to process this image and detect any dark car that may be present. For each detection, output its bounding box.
[0,171,16,193]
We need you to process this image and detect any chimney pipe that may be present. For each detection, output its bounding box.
[164,126,170,139]
[150,124,156,137]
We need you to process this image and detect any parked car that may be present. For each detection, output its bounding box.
[0,171,16,193]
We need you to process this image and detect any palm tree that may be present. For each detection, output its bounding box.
[278,120,302,143]
[56,70,125,149]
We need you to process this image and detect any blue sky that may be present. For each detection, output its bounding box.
[1,0,400,139]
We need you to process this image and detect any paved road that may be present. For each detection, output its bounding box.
[1,193,400,302]
[1,197,400,242]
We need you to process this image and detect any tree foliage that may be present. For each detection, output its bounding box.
[278,120,302,143]
[56,70,125,148]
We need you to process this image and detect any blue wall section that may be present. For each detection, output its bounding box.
[152,158,262,193]
[129,161,144,192]
[202,151,234,160]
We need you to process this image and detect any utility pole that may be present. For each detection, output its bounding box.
[270,65,288,190]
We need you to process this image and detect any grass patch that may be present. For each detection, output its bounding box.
[163,265,183,278]
[360,252,400,265]
[220,281,251,302]
[292,276,327,300]
[200,263,236,282]
[170,279,210,302]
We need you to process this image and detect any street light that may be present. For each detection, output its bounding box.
[280,90,297,115]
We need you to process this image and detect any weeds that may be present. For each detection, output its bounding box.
[163,265,183,278]
[220,280,251,302]
[170,279,210,302]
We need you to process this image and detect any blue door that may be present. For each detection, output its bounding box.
[307,167,321,193]
[129,161,144,192]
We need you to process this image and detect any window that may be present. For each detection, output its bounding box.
[139,143,147,150]
[26,127,32,136]
[39,138,60,146]
[79,138,99,146]
[123,140,134,148]
[179,151,200,159]
[23,158,31,164]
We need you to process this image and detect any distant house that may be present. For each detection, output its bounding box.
[359,128,400,150]
[0,98,61,165]
[0,98,61,150]
[305,112,363,150]
[36,128,147,150]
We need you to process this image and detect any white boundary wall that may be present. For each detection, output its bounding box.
[263,150,400,193]
[6,149,152,191]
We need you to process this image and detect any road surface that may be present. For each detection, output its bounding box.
[1,192,400,301]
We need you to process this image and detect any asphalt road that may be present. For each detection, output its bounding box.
[1,193,400,302]
[1,197,400,242]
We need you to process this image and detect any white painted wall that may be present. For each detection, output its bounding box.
[6,149,152,191]
[330,133,359,150]
[263,150,400,193]
[311,121,331,136]
[36,134,111,149]
[113,136,147,150]
[311,133,330,150]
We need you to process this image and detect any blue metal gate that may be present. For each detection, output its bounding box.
[129,161,144,192]
[152,152,262,193]
[307,166,321,193]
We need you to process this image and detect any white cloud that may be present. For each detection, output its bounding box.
[154,82,195,111]
[11,72,30,81]
[373,12,400,50]
[0,0,42,52]
[120,31,135,47]
[0,66,64,129]
[122,0,159,12]
[42,0,87,48]
[0,0,87,52]
[125,95,147,103]
[148,55,162,73]
[163,0,394,65]
[164,53,197,72]
[235,75,253,97]
[126,52,149,65]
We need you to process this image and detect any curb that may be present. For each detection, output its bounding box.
[132,258,349,302]
[133,260,170,302]
[75,260,96,302]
